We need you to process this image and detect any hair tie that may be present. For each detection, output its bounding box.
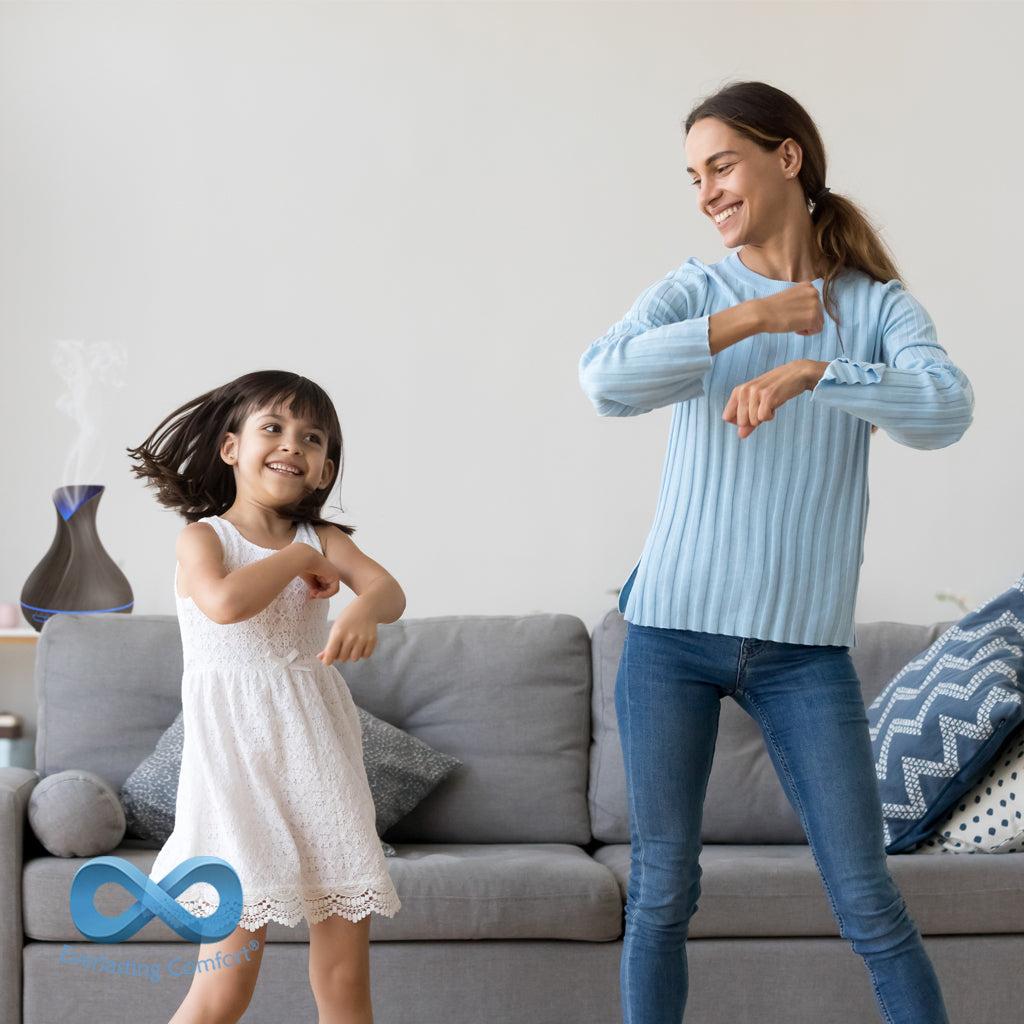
[813,186,831,203]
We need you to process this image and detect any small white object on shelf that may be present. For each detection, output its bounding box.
[0,628,38,641]
[0,601,19,628]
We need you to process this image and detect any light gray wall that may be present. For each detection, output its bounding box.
[1,0,1020,722]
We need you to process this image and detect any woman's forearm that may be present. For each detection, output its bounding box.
[708,300,766,355]
[802,360,830,388]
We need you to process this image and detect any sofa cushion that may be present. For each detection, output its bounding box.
[588,611,958,844]
[591,842,1024,937]
[27,770,125,857]
[23,843,623,942]
[341,614,594,844]
[868,576,1024,853]
[35,612,593,844]
[35,615,185,790]
[119,707,459,855]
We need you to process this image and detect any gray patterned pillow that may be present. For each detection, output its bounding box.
[119,708,461,857]
[120,715,182,848]
[358,707,463,836]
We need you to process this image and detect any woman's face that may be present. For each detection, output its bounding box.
[223,399,335,502]
[685,117,802,247]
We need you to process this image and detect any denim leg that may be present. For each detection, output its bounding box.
[614,624,735,1024]
[735,641,951,1024]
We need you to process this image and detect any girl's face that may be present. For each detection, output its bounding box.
[221,400,335,505]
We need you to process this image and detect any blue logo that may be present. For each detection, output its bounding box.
[70,856,243,944]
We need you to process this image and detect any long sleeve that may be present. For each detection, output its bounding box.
[809,282,974,450]
[578,258,714,416]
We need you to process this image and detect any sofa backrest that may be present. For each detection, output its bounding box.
[34,611,594,845]
[588,611,959,844]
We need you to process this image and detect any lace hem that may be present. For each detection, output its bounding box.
[177,882,402,931]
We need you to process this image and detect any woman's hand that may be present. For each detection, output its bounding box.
[753,281,824,336]
[317,603,378,664]
[723,360,819,439]
[724,359,881,438]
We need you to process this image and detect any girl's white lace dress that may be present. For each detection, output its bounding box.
[147,514,402,931]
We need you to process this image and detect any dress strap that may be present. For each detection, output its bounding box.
[199,514,230,549]
[195,515,240,566]
[175,516,229,601]
[300,520,324,554]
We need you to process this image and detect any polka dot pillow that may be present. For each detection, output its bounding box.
[915,725,1024,854]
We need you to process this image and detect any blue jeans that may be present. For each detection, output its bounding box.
[615,622,950,1024]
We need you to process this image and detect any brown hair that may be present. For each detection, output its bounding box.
[126,370,355,535]
[684,80,904,343]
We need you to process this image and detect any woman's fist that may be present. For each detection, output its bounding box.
[754,282,824,336]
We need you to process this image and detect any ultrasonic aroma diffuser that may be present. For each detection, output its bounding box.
[20,484,134,631]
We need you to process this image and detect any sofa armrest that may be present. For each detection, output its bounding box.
[0,767,40,1024]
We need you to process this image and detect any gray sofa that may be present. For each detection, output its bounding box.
[2,610,1021,1024]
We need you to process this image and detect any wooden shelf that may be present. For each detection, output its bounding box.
[0,628,39,643]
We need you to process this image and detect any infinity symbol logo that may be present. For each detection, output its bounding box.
[70,856,243,944]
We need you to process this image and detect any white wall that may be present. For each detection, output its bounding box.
[1,1,1020,670]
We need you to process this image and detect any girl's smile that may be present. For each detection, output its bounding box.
[266,461,306,481]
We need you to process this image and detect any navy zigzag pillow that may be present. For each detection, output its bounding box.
[867,574,1024,853]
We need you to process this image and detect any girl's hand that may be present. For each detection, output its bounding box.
[304,575,340,600]
[754,282,824,336]
[723,360,817,439]
[299,549,342,601]
[317,604,378,664]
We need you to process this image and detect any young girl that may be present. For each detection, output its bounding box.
[127,370,404,1024]
[579,81,973,1024]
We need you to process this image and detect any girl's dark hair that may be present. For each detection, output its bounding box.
[126,370,354,535]
[684,80,904,338]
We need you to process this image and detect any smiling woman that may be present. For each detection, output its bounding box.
[681,84,901,336]
[580,79,969,1024]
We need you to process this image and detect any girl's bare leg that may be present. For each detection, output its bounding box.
[168,923,269,1024]
[307,914,373,1024]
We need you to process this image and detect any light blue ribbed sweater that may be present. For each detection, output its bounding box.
[579,249,975,647]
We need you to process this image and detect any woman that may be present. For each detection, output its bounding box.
[578,80,972,1024]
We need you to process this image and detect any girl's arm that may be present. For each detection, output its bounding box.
[314,525,405,664]
[317,525,405,624]
[176,523,319,624]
